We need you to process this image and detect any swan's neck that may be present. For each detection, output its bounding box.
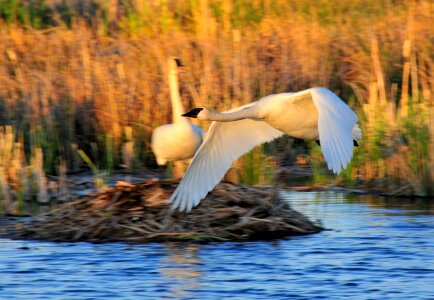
[208,106,258,122]
[169,70,186,123]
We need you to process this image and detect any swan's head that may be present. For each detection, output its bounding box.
[182,107,214,120]
[169,57,185,73]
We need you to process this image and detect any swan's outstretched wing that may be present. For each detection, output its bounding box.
[309,87,359,174]
[169,103,284,212]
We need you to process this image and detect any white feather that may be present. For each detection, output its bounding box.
[310,88,358,174]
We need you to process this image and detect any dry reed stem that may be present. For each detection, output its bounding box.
[0,1,432,197]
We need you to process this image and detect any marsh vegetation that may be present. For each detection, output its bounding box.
[0,0,433,209]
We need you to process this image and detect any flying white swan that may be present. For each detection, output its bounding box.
[169,87,362,212]
[151,58,204,166]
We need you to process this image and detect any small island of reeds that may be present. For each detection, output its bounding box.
[1,179,322,243]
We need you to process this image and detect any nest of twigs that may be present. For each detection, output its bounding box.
[2,179,322,243]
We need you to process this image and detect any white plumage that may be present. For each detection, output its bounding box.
[151,58,204,165]
[169,87,362,212]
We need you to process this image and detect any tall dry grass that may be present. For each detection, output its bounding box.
[0,0,433,203]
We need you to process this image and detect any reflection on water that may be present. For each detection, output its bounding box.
[160,245,202,298]
[0,191,433,299]
[362,195,434,213]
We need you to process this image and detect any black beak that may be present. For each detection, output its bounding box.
[174,58,185,68]
[182,108,203,118]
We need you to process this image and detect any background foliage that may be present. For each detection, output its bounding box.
[0,0,433,202]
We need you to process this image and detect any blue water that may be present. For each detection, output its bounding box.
[1,191,433,299]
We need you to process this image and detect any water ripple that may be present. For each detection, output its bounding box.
[1,191,433,299]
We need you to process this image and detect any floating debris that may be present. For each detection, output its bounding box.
[2,179,322,243]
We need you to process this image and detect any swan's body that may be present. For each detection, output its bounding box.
[169,87,362,212]
[152,122,203,165]
[151,58,204,165]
